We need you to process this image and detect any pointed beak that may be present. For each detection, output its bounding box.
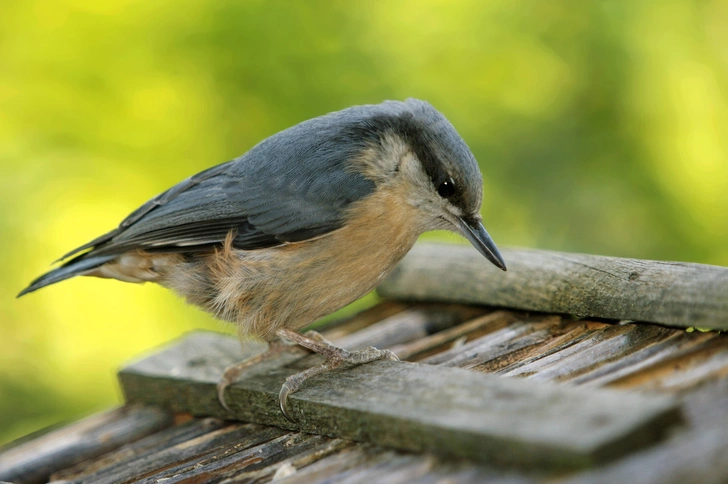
[457,216,507,271]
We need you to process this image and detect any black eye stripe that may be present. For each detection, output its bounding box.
[437,178,455,198]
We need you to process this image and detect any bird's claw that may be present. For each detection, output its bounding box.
[216,339,291,413]
[217,378,233,413]
[277,345,399,422]
[279,382,294,421]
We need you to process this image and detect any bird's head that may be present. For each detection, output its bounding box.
[346,98,506,271]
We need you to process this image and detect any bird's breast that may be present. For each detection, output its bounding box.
[173,185,425,339]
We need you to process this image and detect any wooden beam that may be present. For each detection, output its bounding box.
[378,243,728,331]
[118,331,682,470]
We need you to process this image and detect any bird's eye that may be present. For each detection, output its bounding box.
[437,179,455,198]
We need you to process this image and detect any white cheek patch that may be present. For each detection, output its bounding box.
[399,152,432,192]
[351,133,409,184]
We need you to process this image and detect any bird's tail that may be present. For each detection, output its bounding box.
[17,254,116,298]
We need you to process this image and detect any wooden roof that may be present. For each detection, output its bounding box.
[1,243,727,483]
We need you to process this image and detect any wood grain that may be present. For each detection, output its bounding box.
[378,243,728,330]
[562,378,728,484]
[0,405,172,484]
[118,331,682,470]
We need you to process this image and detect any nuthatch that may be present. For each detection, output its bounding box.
[19,99,506,419]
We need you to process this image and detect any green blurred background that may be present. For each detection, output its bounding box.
[1,0,726,444]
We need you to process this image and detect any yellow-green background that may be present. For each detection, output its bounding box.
[1,0,726,444]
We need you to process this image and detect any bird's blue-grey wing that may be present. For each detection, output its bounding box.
[18,103,396,297]
[62,112,376,260]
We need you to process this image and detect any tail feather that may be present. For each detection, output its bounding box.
[17,254,117,298]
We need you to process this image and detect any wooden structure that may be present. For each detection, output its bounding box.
[1,243,727,483]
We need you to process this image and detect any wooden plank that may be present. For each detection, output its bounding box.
[228,438,350,483]
[607,337,727,391]
[272,445,372,484]
[317,301,412,341]
[84,423,286,484]
[0,405,172,484]
[483,321,606,375]
[137,432,325,483]
[118,331,683,470]
[422,316,561,368]
[562,426,728,484]
[329,305,485,352]
[389,310,519,361]
[50,417,232,482]
[377,243,728,330]
[503,325,669,381]
[571,332,707,387]
[562,379,728,484]
[646,345,728,392]
[476,320,599,374]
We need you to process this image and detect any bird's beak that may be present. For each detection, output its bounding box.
[457,216,507,271]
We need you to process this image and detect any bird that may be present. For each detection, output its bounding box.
[18,98,506,420]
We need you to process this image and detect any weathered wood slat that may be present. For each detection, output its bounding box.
[562,426,728,484]
[119,331,682,469]
[0,405,172,484]
[230,437,349,483]
[141,432,322,483]
[424,316,561,368]
[563,379,728,484]
[571,332,704,387]
[390,310,518,361]
[97,423,285,484]
[50,418,231,482]
[331,305,484,351]
[506,325,670,381]
[485,321,606,375]
[609,337,727,391]
[378,243,728,330]
[275,445,382,484]
[653,346,728,391]
[321,301,411,341]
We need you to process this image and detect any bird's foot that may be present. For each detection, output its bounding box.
[217,339,295,412]
[276,328,399,420]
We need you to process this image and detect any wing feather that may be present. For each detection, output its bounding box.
[58,106,380,261]
[18,100,430,297]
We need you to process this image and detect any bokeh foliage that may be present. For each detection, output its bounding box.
[1,0,726,444]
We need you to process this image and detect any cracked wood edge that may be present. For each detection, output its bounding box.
[377,243,728,330]
[118,331,682,470]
